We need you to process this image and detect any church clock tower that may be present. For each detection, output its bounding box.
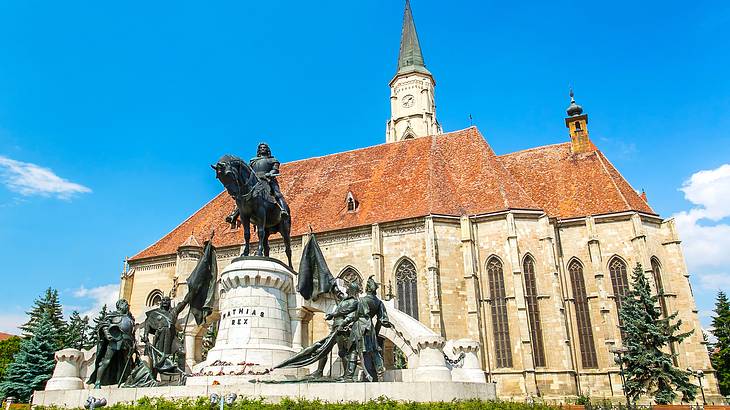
[386,0,441,143]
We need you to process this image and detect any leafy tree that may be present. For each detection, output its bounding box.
[710,291,730,396]
[0,312,59,402]
[63,311,94,350]
[619,263,696,404]
[0,336,22,382]
[20,288,65,345]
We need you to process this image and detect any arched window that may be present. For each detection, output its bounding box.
[339,266,363,290]
[651,257,668,318]
[487,257,512,368]
[651,257,678,365]
[523,255,545,367]
[568,259,598,368]
[608,257,630,336]
[395,259,419,319]
[146,289,163,307]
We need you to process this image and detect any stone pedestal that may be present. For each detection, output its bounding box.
[413,336,452,382]
[199,257,296,373]
[45,349,84,391]
[450,339,486,383]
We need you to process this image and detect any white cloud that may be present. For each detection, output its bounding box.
[0,313,26,335]
[72,284,119,319]
[672,163,730,291]
[0,155,91,199]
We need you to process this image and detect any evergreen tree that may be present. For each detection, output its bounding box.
[710,291,730,396]
[92,304,109,334]
[63,311,93,350]
[0,336,21,382]
[619,263,697,404]
[0,312,59,402]
[20,288,66,345]
[87,304,109,348]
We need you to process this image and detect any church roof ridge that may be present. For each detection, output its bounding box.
[497,141,572,157]
[283,126,479,166]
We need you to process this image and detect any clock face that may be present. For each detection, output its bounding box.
[402,94,415,108]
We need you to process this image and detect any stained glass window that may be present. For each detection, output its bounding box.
[396,259,419,319]
[523,256,546,367]
[487,257,513,368]
[568,259,598,368]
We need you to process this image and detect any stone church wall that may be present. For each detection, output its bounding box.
[123,211,719,400]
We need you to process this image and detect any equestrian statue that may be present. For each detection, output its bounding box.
[211,142,293,268]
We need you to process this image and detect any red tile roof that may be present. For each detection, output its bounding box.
[498,142,654,219]
[130,127,654,261]
[0,332,15,341]
[130,128,536,260]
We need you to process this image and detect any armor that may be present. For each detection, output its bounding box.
[250,142,288,216]
[88,299,136,388]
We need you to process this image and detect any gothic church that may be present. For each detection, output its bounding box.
[121,1,719,399]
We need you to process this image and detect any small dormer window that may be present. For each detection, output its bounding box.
[346,191,358,212]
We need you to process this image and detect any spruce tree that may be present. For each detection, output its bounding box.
[619,263,697,404]
[92,304,109,335]
[0,312,60,402]
[20,288,66,345]
[710,291,730,396]
[63,311,93,350]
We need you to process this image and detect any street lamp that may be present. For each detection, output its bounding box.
[210,393,237,410]
[687,367,707,405]
[610,346,630,407]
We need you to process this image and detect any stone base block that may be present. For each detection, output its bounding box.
[45,376,84,391]
[451,368,487,384]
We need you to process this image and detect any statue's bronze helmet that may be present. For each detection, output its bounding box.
[366,275,378,294]
[116,299,129,313]
[257,142,271,157]
[160,296,172,309]
[347,280,361,297]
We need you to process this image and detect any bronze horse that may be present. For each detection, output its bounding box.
[212,154,293,268]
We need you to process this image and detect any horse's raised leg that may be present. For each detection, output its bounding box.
[242,215,251,256]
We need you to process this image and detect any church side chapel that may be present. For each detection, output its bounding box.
[119,0,719,400]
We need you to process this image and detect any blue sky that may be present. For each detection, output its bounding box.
[0,1,728,334]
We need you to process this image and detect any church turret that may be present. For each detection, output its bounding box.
[386,0,441,143]
[565,89,594,154]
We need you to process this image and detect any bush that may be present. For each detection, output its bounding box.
[35,396,561,410]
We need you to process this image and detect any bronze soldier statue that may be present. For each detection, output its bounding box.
[358,276,392,381]
[87,299,136,388]
[272,280,360,379]
[250,142,288,217]
[328,281,364,382]
[142,296,186,378]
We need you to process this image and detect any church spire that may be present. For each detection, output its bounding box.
[396,0,431,77]
[386,0,440,143]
